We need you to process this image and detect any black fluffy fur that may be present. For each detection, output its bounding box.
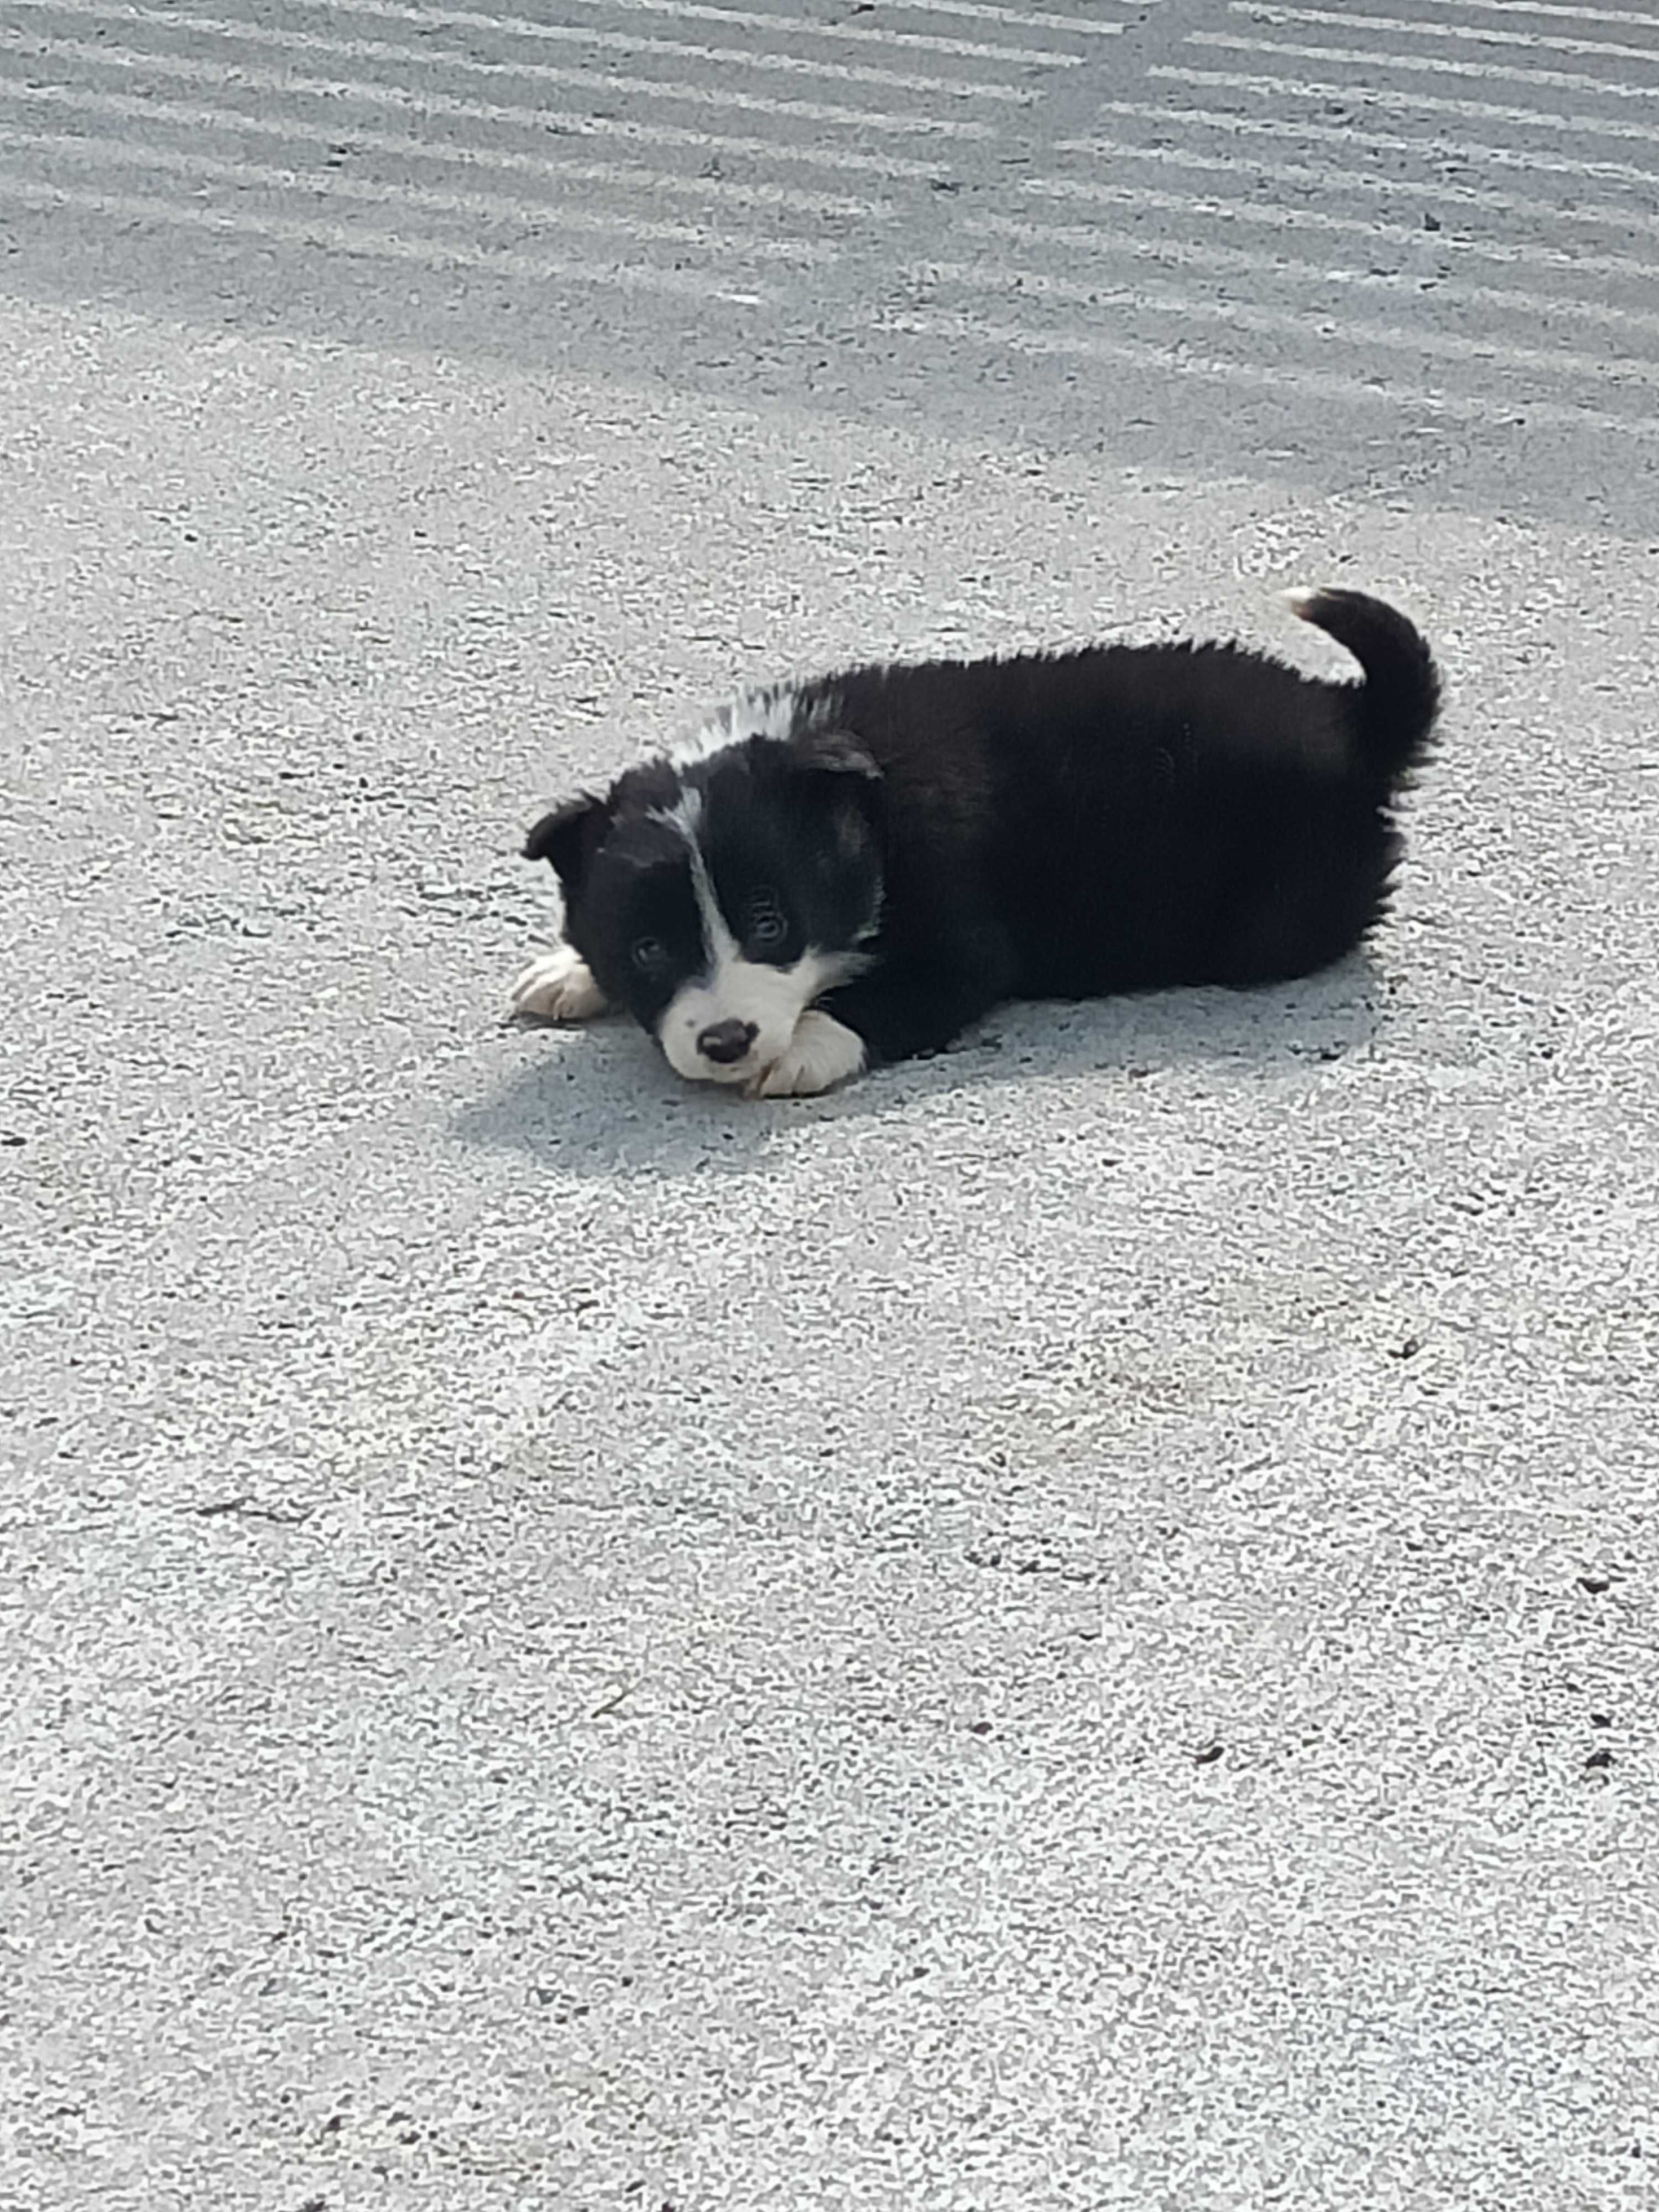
[524,587,1441,1079]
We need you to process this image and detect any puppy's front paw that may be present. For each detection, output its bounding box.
[510,945,608,1022]
[750,1010,867,1099]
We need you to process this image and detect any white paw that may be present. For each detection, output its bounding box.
[510,945,608,1022]
[749,1010,867,1098]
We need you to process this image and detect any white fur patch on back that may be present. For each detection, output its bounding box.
[510,944,608,1022]
[669,682,817,769]
[750,1010,867,1099]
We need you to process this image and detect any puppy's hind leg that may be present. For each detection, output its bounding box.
[510,943,609,1022]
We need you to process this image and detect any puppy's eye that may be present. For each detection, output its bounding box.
[747,891,786,948]
[631,935,669,972]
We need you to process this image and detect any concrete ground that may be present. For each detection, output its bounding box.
[3,2,1657,2207]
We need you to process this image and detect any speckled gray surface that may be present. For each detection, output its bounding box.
[4,4,1659,2208]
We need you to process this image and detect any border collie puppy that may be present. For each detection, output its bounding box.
[512,587,1440,1098]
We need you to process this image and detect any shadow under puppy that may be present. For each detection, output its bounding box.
[512,587,1441,1098]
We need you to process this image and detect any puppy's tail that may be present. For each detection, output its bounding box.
[1286,586,1441,781]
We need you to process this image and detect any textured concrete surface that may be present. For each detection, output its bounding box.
[3,4,1658,2209]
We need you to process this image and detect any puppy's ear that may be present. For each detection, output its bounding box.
[523,792,613,900]
[789,725,881,782]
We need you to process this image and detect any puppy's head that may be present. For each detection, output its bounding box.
[526,713,882,1087]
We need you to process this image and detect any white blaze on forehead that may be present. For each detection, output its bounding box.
[650,782,734,967]
[648,780,860,1087]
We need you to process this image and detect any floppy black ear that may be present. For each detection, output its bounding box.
[789,724,881,781]
[522,792,613,900]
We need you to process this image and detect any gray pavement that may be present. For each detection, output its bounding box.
[3,3,1657,2208]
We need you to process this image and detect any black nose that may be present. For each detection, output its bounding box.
[697,1018,758,1065]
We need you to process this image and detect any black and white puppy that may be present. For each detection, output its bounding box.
[512,587,1440,1098]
